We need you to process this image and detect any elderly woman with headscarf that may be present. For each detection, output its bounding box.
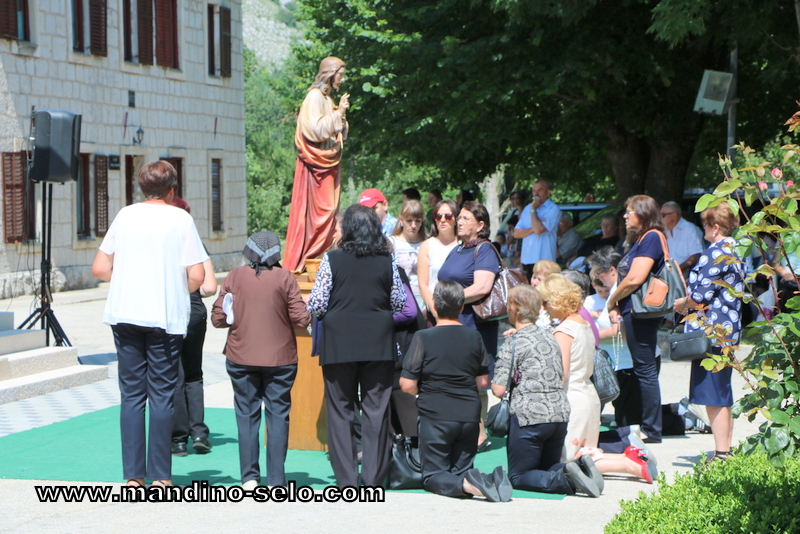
[211,232,311,490]
[284,56,350,271]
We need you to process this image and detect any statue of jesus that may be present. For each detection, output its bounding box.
[283,57,350,271]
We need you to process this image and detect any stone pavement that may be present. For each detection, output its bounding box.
[0,284,764,533]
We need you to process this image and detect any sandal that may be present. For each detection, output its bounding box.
[150,480,174,489]
[125,479,145,487]
[705,451,731,464]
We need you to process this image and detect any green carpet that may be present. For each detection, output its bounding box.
[0,406,563,499]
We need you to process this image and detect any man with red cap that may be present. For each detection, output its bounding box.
[359,188,397,236]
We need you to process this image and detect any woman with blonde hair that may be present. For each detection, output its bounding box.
[532,259,561,286]
[391,199,427,310]
[539,274,657,486]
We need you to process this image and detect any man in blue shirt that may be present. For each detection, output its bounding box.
[514,180,561,282]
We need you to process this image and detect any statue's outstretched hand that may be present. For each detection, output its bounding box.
[339,93,350,114]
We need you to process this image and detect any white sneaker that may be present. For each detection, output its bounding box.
[242,480,258,491]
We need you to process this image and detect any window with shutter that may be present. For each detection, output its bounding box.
[1,0,29,41]
[122,0,133,61]
[95,155,109,237]
[3,152,28,244]
[73,0,107,56]
[211,159,222,231]
[155,0,178,69]
[138,0,154,65]
[220,6,231,78]
[77,154,91,238]
[89,0,107,57]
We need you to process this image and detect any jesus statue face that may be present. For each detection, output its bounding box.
[332,68,346,92]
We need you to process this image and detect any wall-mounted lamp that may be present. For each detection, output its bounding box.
[133,127,144,145]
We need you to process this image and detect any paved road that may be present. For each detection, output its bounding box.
[0,285,763,533]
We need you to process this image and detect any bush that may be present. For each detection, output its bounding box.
[605,453,800,534]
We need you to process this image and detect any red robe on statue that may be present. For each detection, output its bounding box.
[283,88,346,271]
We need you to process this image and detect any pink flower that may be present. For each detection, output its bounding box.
[772,168,783,180]
[758,181,768,191]
[788,180,795,187]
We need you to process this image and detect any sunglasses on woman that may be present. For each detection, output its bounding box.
[434,213,455,221]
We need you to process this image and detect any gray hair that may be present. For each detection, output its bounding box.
[587,246,622,273]
[662,201,682,216]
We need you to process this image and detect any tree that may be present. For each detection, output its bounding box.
[295,0,800,202]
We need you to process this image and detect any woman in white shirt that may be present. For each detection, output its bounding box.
[390,200,427,310]
[417,199,459,319]
[92,161,207,490]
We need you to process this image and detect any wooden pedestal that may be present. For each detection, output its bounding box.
[285,273,328,451]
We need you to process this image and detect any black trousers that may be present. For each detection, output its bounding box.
[418,416,478,499]
[623,313,663,440]
[506,416,572,494]
[172,308,209,443]
[323,360,394,487]
[113,323,182,481]
[226,360,297,486]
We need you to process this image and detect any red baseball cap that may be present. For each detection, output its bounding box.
[359,188,387,208]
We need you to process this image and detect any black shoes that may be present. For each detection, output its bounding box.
[564,461,601,498]
[192,437,212,454]
[465,468,501,502]
[171,442,188,457]
[173,438,212,456]
[576,455,604,494]
[491,466,513,502]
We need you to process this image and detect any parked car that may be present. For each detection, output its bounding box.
[556,202,612,225]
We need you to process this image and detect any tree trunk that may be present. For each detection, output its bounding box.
[605,110,704,205]
[644,111,705,204]
[605,125,648,202]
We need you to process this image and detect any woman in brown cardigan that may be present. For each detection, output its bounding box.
[212,231,311,489]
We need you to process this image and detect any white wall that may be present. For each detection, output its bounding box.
[0,1,247,298]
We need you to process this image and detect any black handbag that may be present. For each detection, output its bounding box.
[591,347,620,405]
[485,338,516,438]
[388,434,423,490]
[630,230,687,319]
[669,328,712,362]
[472,243,528,322]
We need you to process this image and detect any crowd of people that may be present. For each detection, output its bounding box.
[94,168,749,500]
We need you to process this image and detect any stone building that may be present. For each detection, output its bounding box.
[0,0,246,299]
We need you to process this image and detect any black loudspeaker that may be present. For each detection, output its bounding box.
[30,110,82,183]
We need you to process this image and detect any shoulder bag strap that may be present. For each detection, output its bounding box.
[473,240,504,270]
[638,229,672,262]
[503,337,517,401]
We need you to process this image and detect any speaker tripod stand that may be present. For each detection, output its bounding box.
[18,181,71,347]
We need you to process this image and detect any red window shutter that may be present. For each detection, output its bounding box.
[73,0,84,52]
[155,0,178,69]
[122,0,132,61]
[3,152,27,243]
[89,0,107,57]
[138,0,154,65]
[220,5,231,78]
[211,159,222,231]
[94,155,108,237]
[0,0,18,40]
[207,4,215,76]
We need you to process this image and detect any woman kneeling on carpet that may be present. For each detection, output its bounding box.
[212,231,311,489]
[493,284,603,497]
[400,280,511,502]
